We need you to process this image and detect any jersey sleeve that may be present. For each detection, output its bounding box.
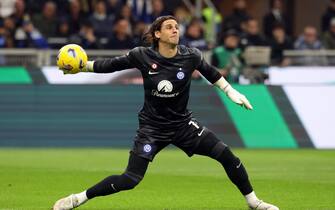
[93,47,144,73]
[194,48,221,84]
[93,55,134,73]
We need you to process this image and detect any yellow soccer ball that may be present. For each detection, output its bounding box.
[56,44,87,73]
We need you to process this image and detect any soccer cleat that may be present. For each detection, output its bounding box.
[53,194,80,210]
[249,200,279,210]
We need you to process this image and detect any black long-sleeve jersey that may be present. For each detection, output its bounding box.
[94,45,221,131]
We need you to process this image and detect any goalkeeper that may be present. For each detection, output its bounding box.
[53,16,279,210]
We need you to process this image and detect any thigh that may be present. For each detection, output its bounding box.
[131,134,170,162]
[172,119,210,157]
[192,129,228,159]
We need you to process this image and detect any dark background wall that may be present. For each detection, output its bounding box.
[216,0,328,37]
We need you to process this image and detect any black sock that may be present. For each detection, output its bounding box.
[86,174,138,199]
[86,153,149,199]
[217,148,253,195]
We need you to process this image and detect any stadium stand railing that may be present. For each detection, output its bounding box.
[2,49,335,67]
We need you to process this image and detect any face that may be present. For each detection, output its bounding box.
[96,1,106,14]
[331,1,335,10]
[187,22,202,38]
[59,22,69,34]
[15,0,25,13]
[235,0,246,10]
[331,24,335,33]
[115,20,129,35]
[43,2,56,18]
[247,20,259,35]
[304,27,317,44]
[4,17,15,30]
[155,19,179,46]
[152,0,164,13]
[70,0,81,13]
[121,5,131,18]
[273,0,282,10]
[224,35,239,48]
[273,27,285,42]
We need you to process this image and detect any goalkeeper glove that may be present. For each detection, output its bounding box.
[215,77,253,110]
[224,84,253,110]
[61,61,94,74]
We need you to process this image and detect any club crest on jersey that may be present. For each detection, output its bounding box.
[177,72,185,80]
[157,80,173,93]
[143,144,152,153]
[151,63,157,69]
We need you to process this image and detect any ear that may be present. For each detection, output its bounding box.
[155,31,161,39]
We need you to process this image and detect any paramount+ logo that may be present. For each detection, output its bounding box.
[152,80,179,98]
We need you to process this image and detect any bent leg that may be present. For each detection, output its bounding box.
[86,152,149,199]
[193,131,253,195]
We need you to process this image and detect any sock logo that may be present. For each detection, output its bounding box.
[236,161,242,168]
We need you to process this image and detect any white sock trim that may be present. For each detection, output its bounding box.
[245,191,258,205]
[75,190,88,205]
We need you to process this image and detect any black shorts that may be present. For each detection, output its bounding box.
[131,118,213,161]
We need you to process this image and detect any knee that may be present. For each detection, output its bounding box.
[118,172,143,190]
[209,140,228,160]
[215,146,240,168]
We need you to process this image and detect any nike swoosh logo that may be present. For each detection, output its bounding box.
[198,128,205,136]
[111,184,117,191]
[236,161,242,168]
[149,71,159,75]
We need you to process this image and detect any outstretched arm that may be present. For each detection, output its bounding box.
[63,55,135,74]
[84,55,134,73]
[195,49,253,110]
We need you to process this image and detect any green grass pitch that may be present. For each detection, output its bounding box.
[0,148,334,210]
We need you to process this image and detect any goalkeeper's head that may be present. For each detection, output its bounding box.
[143,15,179,49]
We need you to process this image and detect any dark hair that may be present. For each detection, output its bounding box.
[142,15,177,48]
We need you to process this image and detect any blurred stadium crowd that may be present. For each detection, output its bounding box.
[1,0,335,82]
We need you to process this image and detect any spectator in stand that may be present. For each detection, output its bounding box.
[322,18,335,49]
[26,0,68,15]
[14,19,48,48]
[222,0,250,33]
[0,26,6,48]
[241,18,268,48]
[263,0,292,39]
[89,0,115,38]
[173,5,191,37]
[180,18,208,50]
[147,0,169,23]
[67,0,87,35]
[25,0,46,15]
[294,26,323,50]
[70,21,101,49]
[32,1,58,37]
[133,21,147,46]
[3,16,16,40]
[56,17,71,38]
[294,26,326,66]
[115,4,137,29]
[321,0,335,33]
[1,17,15,48]
[106,0,124,15]
[202,3,222,48]
[10,0,28,28]
[268,24,293,66]
[107,18,135,49]
[212,29,243,83]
